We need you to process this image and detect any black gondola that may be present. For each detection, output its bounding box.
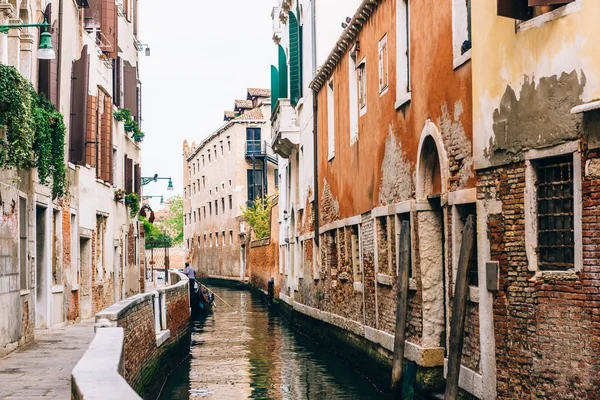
[190,280,214,313]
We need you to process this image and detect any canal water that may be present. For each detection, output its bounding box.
[158,286,383,399]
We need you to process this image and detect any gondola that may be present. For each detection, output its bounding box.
[191,280,214,313]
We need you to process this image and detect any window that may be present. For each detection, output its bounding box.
[193,183,196,194]
[228,140,231,152]
[209,189,212,195]
[222,198,225,213]
[202,155,205,166]
[349,225,361,284]
[95,215,106,282]
[203,207,206,219]
[497,0,575,21]
[358,59,367,114]
[221,144,224,155]
[203,176,206,188]
[222,231,225,246]
[378,34,389,93]
[536,156,575,270]
[208,153,211,163]
[19,197,28,290]
[247,169,264,201]
[184,188,187,199]
[229,179,232,186]
[187,239,190,250]
[215,232,219,247]
[246,128,262,155]
[193,163,196,175]
[452,0,472,67]
[222,183,225,189]
[193,211,196,223]
[274,169,279,188]
[198,208,201,222]
[204,234,207,248]
[327,79,335,160]
[229,195,233,210]
[525,145,581,273]
[215,200,218,216]
[396,0,411,108]
[209,233,213,248]
[215,186,218,193]
[349,52,359,144]
[184,214,187,225]
[209,202,212,215]
[229,230,233,245]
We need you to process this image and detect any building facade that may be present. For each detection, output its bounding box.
[473,1,600,398]
[0,0,145,356]
[183,90,277,279]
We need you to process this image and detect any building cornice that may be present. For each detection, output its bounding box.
[309,0,380,93]
[186,119,267,162]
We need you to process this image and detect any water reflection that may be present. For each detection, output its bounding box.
[158,287,382,400]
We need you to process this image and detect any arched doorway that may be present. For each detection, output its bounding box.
[416,121,448,350]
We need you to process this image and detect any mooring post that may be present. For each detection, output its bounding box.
[444,215,476,400]
[391,220,411,398]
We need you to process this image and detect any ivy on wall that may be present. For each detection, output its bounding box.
[114,107,145,142]
[0,65,67,199]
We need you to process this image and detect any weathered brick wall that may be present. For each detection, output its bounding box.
[248,238,279,294]
[479,157,600,399]
[362,212,377,328]
[95,270,191,398]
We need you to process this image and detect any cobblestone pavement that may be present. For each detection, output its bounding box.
[0,320,95,399]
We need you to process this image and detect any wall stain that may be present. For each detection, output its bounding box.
[437,101,473,190]
[378,123,414,205]
[488,70,586,164]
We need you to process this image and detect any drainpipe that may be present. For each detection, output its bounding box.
[312,88,319,246]
[57,0,63,108]
[311,0,319,246]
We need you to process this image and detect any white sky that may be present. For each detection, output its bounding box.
[139,0,361,208]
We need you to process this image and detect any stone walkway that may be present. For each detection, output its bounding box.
[0,320,95,399]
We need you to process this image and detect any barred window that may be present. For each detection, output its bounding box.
[536,156,574,270]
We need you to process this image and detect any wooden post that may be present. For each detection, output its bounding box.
[444,215,476,400]
[391,220,411,398]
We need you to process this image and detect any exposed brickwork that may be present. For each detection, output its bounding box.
[479,155,600,399]
[361,212,377,328]
[248,239,279,295]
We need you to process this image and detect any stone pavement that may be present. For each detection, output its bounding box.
[0,320,95,399]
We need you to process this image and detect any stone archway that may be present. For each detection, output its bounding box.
[415,120,449,350]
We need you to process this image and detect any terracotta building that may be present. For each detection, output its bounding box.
[473,0,600,398]
[183,90,278,279]
[0,0,145,356]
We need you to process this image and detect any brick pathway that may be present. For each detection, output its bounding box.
[0,320,95,399]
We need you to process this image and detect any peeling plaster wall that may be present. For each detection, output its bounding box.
[473,0,600,168]
[378,124,414,205]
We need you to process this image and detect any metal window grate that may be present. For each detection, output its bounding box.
[536,156,574,270]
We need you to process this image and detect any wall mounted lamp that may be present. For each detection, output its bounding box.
[0,18,55,59]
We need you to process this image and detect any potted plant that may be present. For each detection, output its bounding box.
[114,188,126,201]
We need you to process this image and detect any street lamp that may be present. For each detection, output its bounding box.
[141,174,174,190]
[0,19,55,60]
[143,195,164,205]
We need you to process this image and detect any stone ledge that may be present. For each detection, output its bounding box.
[156,330,171,347]
[95,292,154,323]
[251,238,271,248]
[376,273,393,286]
[443,359,483,399]
[286,298,445,368]
[71,328,141,400]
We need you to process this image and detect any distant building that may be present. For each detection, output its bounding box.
[183,90,277,279]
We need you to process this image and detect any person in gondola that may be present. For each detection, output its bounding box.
[184,262,196,299]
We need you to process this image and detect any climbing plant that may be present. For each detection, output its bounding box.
[114,107,145,142]
[241,196,274,239]
[125,192,140,218]
[0,65,67,199]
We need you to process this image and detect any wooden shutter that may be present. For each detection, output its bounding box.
[69,45,90,165]
[529,0,573,5]
[125,156,133,193]
[112,57,122,106]
[270,65,279,112]
[38,4,58,107]
[101,0,118,59]
[124,63,138,120]
[136,82,142,127]
[100,95,112,182]
[288,12,301,106]
[278,45,288,99]
[134,163,141,195]
[497,0,531,19]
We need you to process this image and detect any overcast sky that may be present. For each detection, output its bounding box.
[139,0,361,208]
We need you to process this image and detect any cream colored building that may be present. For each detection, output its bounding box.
[0,0,145,355]
[183,89,277,279]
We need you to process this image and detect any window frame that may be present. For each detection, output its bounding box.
[452,0,472,69]
[395,0,411,109]
[327,79,335,160]
[524,141,582,273]
[358,58,367,115]
[378,34,389,94]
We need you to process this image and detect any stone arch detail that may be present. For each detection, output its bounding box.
[416,120,450,200]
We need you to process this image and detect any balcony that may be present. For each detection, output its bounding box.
[245,140,278,164]
[271,98,300,159]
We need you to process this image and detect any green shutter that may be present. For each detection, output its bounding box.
[289,12,301,106]
[271,65,279,112]
[278,45,288,99]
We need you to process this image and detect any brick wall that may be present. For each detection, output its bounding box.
[248,238,279,294]
[94,270,191,398]
[479,156,600,399]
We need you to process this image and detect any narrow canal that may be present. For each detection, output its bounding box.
[158,286,383,399]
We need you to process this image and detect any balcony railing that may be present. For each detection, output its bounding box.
[271,98,300,159]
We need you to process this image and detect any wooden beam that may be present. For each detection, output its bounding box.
[391,220,411,397]
[444,215,476,400]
